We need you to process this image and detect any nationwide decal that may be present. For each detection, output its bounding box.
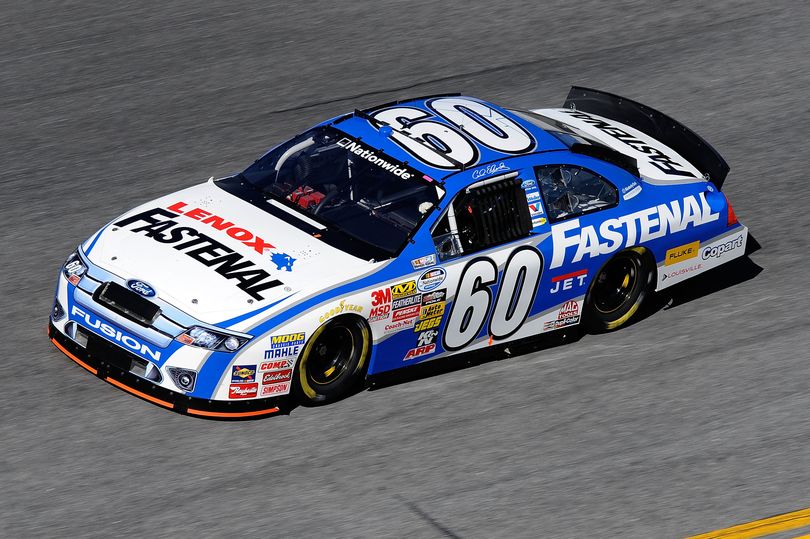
[543,300,580,330]
[404,343,437,361]
[262,369,292,385]
[392,294,422,310]
[70,305,161,362]
[337,138,415,180]
[260,360,291,371]
[410,254,437,270]
[419,302,445,320]
[391,280,417,299]
[263,332,305,360]
[471,161,509,180]
[550,193,719,269]
[231,365,257,384]
[261,381,290,396]
[229,383,258,399]
[560,109,695,177]
[417,268,446,292]
[665,241,700,266]
[319,300,363,323]
[270,252,296,272]
[549,269,588,294]
[702,234,744,260]
[413,316,442,333]
[417,329,439,346]
[113,207,282,300]
[392,305,421,322]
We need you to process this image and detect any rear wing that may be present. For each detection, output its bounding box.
[562,87,730,188]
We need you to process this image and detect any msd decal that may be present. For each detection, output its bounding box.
[113,207,283,300]
[70,305,161,362]
[550,193,719,268]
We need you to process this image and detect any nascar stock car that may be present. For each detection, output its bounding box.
[49,87,749,418]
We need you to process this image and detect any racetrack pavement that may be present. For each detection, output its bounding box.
[2,1,809,537]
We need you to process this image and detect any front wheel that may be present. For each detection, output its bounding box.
[293,316,370,405]
[584,248,653,332]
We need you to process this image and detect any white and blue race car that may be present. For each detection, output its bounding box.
[49,87,748,418]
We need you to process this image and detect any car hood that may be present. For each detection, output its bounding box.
[85,179,371,325]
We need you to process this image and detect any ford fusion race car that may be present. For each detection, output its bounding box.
[49,87,748,418]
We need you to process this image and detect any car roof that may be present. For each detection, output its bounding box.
[329,94,568,182]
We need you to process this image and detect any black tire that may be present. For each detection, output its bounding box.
[293,315,370,405]
[584,247,654,332]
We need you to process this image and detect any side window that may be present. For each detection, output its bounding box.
[536,165,618,222]
[431,175,532,260]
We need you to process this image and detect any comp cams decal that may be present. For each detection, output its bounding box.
[114,205,282,300]
[550,192,719,269]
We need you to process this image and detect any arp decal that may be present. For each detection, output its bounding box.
[404,343,437,361]
[550,193,719,269]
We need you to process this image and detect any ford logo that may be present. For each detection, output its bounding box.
[126,279,156,297]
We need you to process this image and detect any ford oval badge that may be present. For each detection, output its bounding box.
[127,279,156,297]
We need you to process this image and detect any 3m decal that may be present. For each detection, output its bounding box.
[550,193,719,269]
[665,241,700,266]
[443,246,543,350]
[114,207,283,300]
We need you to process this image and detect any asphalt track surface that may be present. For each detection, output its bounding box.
[2,1,809,537]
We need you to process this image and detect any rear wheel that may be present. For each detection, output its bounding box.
[293,316,370,405]
[585,248,653,332]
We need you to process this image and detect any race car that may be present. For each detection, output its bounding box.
[49,87,748,418]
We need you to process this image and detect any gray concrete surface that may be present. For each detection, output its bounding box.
[1,1,808,537]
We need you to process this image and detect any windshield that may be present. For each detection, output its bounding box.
[239,126,444,257]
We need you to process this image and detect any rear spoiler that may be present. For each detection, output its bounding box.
[563,87,730,189]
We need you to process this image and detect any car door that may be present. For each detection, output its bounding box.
[428,171,549,352]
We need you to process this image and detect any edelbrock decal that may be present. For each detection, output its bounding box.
[114,206,283,300]
[550,193,719,269]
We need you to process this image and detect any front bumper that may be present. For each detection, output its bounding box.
[49,320,289,420]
